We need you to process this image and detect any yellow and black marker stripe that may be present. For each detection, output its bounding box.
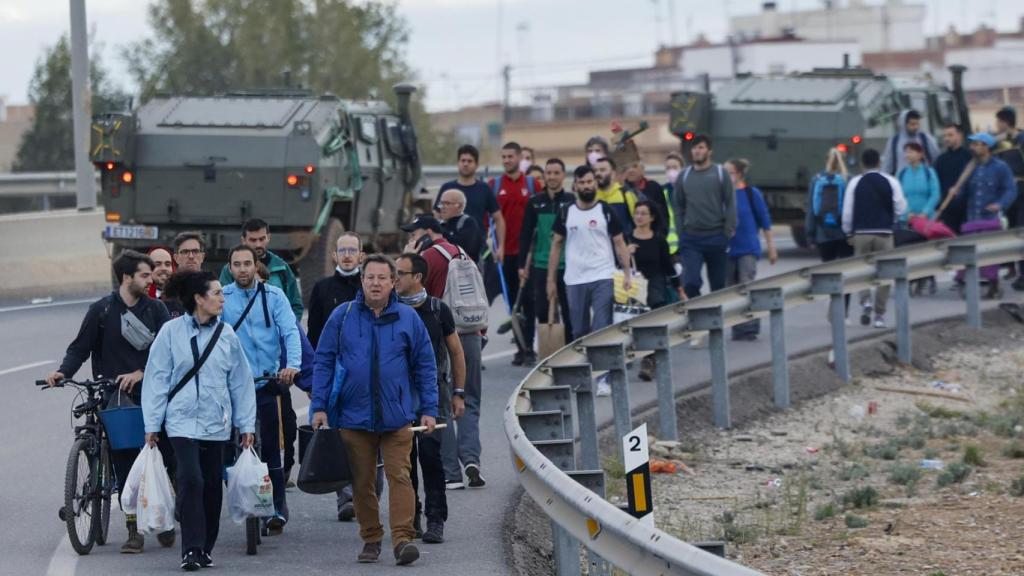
[625,461,652,520]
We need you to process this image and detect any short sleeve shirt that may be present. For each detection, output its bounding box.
[553,201,622,286]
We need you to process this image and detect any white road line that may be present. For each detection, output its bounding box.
[0,298,96,314]
[45,536,78,576]
[0,359,55,376]
[292,349,517,422]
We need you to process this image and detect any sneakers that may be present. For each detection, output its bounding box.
[180,550,201,571]
[358,541,382,563]
[157,529,176,548]
[511,351,524,366]
[394,541,420,566]
[422,520,445,544]
[521,351,538,366]
[120,522,144,554]
[860,304,873,326]
[337,501,355,522]
[873,316,886,329]
[445,480,465,490]
[596,375,611,397]
[464,463,486,488]
[496,319,513,335]
[198,552,214,568]
[265,513,286,536]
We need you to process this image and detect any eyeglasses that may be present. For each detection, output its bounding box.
[395,270,414,277]
[336,248,360,255]
[438,201,461,206]
[177,249,205,257]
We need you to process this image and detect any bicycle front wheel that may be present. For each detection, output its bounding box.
[92,440,112,546]
[63,438,97,555]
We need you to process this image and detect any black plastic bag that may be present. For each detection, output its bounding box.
[297,427,351,494]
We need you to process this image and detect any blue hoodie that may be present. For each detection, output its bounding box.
[897,164,940,220]
[221,281,300,388]
[311,290,437,432]
[142,315,257,440]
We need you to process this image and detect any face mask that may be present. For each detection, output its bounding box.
[587,151,603,166]
[666,168,681,183]
[519,159,531,174]
[578,190,597,203]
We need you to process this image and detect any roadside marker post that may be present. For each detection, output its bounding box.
[622,423,654,527]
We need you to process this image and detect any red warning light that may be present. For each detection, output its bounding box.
[304,165,316,175]
[105,162,115,171]
[684,132,695,141]
[851,135,863,145]
[121,171,134,184]
[286,174,300,187]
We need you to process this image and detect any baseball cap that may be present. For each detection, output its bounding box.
[400,213,442,233]
[967,133,997,149]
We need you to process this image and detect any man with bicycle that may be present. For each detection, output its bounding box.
[221,244,300,535]
[45,250,174,554]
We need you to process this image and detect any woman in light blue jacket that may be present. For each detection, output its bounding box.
[142,269,256,571]
[897,142,940,221]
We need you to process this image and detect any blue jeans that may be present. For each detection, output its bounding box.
[442,332,482,482]
[679,233,729,299]
[566,279,614,338]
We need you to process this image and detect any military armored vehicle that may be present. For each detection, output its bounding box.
[89,84,422,299]
[670,66,970,246]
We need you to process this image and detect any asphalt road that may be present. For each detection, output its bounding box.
[0,240,1012,576]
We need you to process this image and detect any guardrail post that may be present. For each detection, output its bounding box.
[567,471,611,576]
[552,364,598,470]
[948,245,981,328]
[551,522,582,576]
[811,272,850,382]
[749,287,789,409]
[688,306,730,429]
[877,258,911,364]
[631,325,678,441]
[586,344,632,459]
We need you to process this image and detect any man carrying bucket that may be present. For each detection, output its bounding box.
[44,250,174,553]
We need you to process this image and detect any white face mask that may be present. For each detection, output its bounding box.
[586,151,603,166]
[666,168,681,183]
[518,159,531,174]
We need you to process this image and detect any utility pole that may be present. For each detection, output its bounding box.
[502,64,511,124]
[69,0,95,211]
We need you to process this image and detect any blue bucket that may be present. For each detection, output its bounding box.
[100,405,146,450]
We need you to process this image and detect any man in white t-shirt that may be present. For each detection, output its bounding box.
[547,165,632,392]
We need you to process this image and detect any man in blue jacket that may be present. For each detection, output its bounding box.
[222,245,300,534]
[311,254,437,567]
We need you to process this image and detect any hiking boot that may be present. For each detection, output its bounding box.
[358,542,382,563]
[157,529,176,548]
[394,541,420,566]
[464,463,486,488]
[422,520,445,544]
[860,304,873,326]
[337,501,355,522]
[180,550,201,571]
[120,522,144,554]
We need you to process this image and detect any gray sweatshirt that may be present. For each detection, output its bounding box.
[673,163,737,237]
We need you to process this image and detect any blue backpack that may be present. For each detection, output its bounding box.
[811,172,845,229]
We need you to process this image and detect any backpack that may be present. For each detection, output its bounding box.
[896,165,935,188]
[433,244,489,333]
[489,175,537,199]
[811,172,844,229]
[741,186,768,230]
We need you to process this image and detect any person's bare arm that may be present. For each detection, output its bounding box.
[612,234,633,291]
[492,211,507,262]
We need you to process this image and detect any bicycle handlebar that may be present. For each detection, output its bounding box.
[36,378,116,390]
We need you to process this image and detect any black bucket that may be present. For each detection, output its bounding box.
[298,425,315,466]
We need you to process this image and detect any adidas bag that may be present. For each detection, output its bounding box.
[434,245,489,333]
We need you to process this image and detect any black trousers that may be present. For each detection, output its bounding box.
[257,387,286,517]
[169,437,224,555]
[409,429,447,523]
[528,266,572,343]
[818,239,854,313]
[503,255,533,353]
[280,388,297,473]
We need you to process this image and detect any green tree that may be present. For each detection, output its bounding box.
[14,36,127,172]
[124,0,452,163]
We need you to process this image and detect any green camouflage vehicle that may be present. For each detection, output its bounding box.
[670,66,970,246]
[89,84,422,299]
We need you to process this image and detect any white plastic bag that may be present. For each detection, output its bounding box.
[136,445,176,534]
[119,448,147,515]
[227,447,273,523]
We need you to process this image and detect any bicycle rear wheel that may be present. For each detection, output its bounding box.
[63,438,97,555]
[92,440,112,546]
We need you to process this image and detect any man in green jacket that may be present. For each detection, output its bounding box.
[519,158,575,352]
[219,218,304,319]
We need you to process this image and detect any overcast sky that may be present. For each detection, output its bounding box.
[0,0,1021,112]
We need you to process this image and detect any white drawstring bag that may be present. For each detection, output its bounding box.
[227,447,274,523]
[135,445,176,534]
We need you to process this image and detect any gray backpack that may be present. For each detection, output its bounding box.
[433,244,489,333]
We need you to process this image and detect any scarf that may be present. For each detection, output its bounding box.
[398,289,428,307]
[337,265,360,277]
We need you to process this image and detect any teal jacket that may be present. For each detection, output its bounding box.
[221,281,300,387]
[142,315,257,440]
[897,164,940,220]
[220,250,303,318]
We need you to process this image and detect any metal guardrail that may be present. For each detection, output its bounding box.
[505,229,1024,576]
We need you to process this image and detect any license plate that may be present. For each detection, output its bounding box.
[104,225,159,240]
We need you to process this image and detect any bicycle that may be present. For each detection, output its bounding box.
[37,378,117,556]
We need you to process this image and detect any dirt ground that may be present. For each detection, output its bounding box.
[507,309,1024,576]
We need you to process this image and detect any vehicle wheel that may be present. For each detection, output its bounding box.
[299,217,344,305]
[790,223,809,249]
[92,440,112,546]
[64,438,97,555]
[246,517,259,555]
